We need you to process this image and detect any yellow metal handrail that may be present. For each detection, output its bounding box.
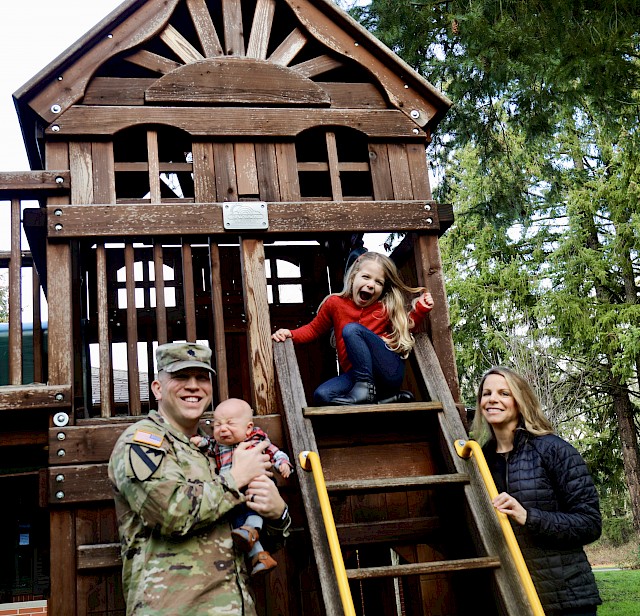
[299,450,356,616]
[454,439,545,616]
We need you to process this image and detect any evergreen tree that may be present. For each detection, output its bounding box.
[353,0,640,528]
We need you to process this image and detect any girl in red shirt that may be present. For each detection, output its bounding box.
[272,251,434,405]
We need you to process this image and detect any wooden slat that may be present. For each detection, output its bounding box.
[45,142,73,397]
[235,143,259,196]
[48,464,112,504]
[32,267,43,382]
[209,241,228,399]
[96,245,114,417]
[337,517,440,546]
[46,201,440,237]
[83,77,156,105]
[0,384,71,411]
[303,401,442,416]
[222,0,245,56]
[269,28,307,66]
[407,143,432,199]
[49,107,423,139]
[247,0,276,59]
[153,243,168,345]
[0,171,70,196]
[325,132,342,201]
[145,53,325,108]
[186,0,223,57]
[49,511,76,616]
[369,143,394,201]
[292,55,343,78]
[77,543,121,571]
[414,234,460,405]
[388,143,414,200]
[122,49,182,74]
[240,239,276,415]
[273,340,344,615]
[9,199,22,385]
[159,23,204,64]
[323,83,387,109]
[124,244,141,414]
[327,473,469,493]
[346,556,501,580]
[147,130,162,204]
[274,142,301,201]
[255,142,281,202]
[213,143,238,201]
[182,242,197,342]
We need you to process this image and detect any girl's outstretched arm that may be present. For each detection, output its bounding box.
[272,328,292,342]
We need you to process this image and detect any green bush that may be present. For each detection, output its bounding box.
[602,515,635,547]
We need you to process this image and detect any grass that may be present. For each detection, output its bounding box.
[594,569,640,616]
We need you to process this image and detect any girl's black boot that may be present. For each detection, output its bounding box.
[332,381,377,405]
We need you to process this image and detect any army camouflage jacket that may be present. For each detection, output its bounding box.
[108,410,288,615]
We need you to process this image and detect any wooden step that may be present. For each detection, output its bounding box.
[346,556,501,580]
[326,473,469,493]
[337,517,440,545]
[303,400,443,417]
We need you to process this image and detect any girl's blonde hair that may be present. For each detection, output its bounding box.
[471,366,554,446]
[335,251,426,356]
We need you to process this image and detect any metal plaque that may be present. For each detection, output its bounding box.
[222,201,269,230]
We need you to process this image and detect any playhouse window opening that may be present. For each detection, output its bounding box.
[265,258,303,304]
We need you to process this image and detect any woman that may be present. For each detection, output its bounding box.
[472,366,602,616]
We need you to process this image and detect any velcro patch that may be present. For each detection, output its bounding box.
[128,443,165,481]
[133,430,164,448]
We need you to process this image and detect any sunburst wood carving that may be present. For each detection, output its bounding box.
[119,0,343,105]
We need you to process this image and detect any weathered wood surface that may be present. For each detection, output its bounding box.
[326,473,469,493]
[346,556,501,580]
[303,401,442,416]
[48,107,424,138]
[273,340,344,616]
[336,517,440,546]
[9,199,22,385]
[77,543,121,571]
[186,0,223,57]
[48,464,113,504]
[0,384,71,410]
[46,200,441,237]
[0,171,70,195]
[240,238,276,415]
[146,58,331,105]
[247,0,276,59]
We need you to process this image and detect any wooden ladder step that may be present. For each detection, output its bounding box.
[337,516,440,545]
[303,401,443,417]
[346,556,501,580]
[326,473,469,493]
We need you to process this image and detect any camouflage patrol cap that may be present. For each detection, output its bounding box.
[156,342,216,375]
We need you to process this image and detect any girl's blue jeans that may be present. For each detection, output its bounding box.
[313,323,404,404]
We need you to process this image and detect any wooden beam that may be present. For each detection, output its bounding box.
[48,464,112,504]
[0,384,71,411]
[46,200,441,237]
[0,171,70,196]
[186,0,223,57]
[77,543,121,571]
[48,107,424,139]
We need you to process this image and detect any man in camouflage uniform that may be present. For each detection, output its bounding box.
[108,342,291,615]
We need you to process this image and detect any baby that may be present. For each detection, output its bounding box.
[192,398,293,576]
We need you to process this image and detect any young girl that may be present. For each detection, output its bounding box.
[272,251,434,405]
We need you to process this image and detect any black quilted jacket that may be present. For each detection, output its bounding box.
[483,428,602,614]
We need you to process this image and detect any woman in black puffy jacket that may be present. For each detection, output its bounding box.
[472,366,602,616]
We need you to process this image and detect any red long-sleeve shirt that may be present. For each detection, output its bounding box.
[290,295,431,372]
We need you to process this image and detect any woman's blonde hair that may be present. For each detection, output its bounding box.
[334,251,426,356]
[471,366,554,446]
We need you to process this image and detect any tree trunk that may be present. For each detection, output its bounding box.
[611,381,640,530]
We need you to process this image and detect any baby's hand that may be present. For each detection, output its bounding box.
[277,461,293,479]
[418,292,434,310]
[190,435,208,449]
[272,328,292,342]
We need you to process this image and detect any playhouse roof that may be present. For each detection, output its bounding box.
[14,0,452,170]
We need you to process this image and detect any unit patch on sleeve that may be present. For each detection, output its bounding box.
[128,443,165,481]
